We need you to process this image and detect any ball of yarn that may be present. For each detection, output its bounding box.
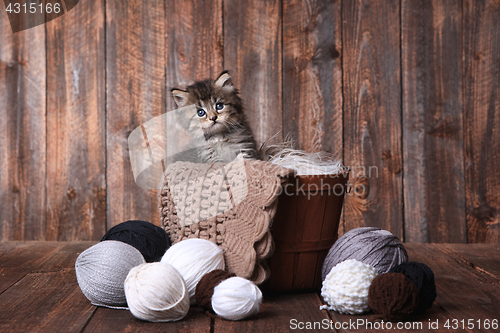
[124,262,190,322]
[101,220,171,262]
[212,277,262,321]
[320,259,378,315]
[196,269,262,320]
[322,227,408,280]
[75,240,146,308]
[161,238,225,304]
[368,272,420,321]
[389,262,436,314]
[196,269,236,310]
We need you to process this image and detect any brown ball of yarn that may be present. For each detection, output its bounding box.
[368,273,420,322]
[389,262,436,314]
[195,269,235,310]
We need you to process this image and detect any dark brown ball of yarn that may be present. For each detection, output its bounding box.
[368,273,420,322]
[389,262,436,314]
[195,269,235,310]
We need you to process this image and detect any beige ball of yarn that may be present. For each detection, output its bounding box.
[212,276,263,321]
[124,262,190,322]
[161,238,225,304]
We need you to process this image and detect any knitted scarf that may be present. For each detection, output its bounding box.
[158,159,291,284]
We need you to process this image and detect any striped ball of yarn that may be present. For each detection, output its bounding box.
[196,269,262,321]
[75,240,146,308]
[124,262,190,322]
[161,238,225,304]
[322,227,408,280]
[101,220,171,262]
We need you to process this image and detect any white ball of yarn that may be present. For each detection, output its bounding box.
[212,277,262,321]
[161,238,225,304]
[320,259,378,315]
[75,240,146,308]
[124,262,190,322]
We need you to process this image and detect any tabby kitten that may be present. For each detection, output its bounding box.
[171,71,259,163]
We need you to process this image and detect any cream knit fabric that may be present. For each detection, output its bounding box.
[158,159,291,284]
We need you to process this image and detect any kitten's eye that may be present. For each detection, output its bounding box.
[197,109,206,117]
[215,102,224,111]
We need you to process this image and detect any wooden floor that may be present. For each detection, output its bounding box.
[0,242,499,333]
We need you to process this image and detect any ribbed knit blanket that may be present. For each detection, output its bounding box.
[158,159,291,284]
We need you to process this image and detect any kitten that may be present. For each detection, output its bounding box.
[171,71,259,163]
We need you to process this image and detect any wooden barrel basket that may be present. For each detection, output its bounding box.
[266,171,349,291]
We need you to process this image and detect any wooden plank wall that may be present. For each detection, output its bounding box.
[402,0,466,243]
[0,0,499,243]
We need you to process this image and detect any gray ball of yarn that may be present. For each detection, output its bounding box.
[75,240,146,308]
[322,227,408,281]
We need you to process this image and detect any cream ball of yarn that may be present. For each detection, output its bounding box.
[212,276,262,321]
[161,238,225,304]
[75,240,146,308]
[124,262,190,322]
[320,259,378,315]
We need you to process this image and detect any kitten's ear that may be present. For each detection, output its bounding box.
[214,71,234,91]
[171,89,189,107]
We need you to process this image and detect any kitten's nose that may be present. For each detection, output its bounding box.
[209,114,217,122]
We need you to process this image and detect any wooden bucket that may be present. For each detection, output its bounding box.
[267,171,349,291]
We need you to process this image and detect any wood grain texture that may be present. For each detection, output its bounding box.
[83,306,210,333]
[402,0,466,243]
[282,0,342,158]
[0,242,63,293]
[1,1,500,243]
[342,0,403,237]
[46,0,106,240]
[214,293,332,333]
[0,271,95,333]
[464,0,500,243]
[329,309,453,333]
[165,0,223,112]
[268,175,347,290]
[0,18,46,240]
[0,241,92,293]
[106,0,165,229]
[436,243,500,278]
[407,243,500,322]
[223,0,282,146]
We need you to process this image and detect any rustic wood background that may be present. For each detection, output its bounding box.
[1,0,499,243]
